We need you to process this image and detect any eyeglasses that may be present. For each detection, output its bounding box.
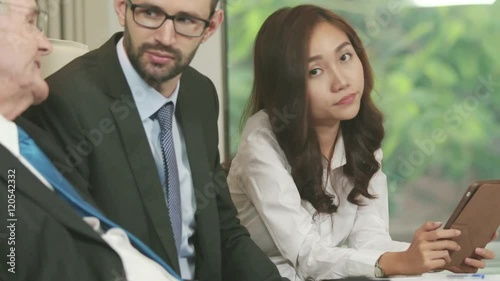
[0,1,48,33]
[125,0,212,37]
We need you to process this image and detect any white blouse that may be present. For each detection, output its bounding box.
[227,110,409,281]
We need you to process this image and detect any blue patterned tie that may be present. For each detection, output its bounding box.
[155,102,182,253]
[17,126,181,281]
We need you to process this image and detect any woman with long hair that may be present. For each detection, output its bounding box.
[227,5,495,280]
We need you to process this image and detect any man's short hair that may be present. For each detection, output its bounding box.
[210,0,219,11]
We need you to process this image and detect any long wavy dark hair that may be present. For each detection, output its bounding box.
[243,5,384,214]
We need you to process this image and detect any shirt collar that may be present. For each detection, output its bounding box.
[116,37,180,122]
[324,131,347,171]
[0,114,20,157]
[0,114,54,190]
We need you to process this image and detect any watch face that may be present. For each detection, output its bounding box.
[374,265,384,278]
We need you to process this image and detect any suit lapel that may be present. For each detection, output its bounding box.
[0,145,105,244]
[176,74,210,203]
[100,33,180,271]
[176,72,219,270]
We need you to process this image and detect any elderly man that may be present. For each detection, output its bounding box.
[0,1,181,280]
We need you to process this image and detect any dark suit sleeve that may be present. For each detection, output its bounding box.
[215,154,289,281]
[0,176,123,281]
[0,182,76,281]
[204,79,289,281]
[23,78,92,193]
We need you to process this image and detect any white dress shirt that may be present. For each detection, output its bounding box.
[116,38,197,279]
[227,110,410,281]
[0,114,177,281]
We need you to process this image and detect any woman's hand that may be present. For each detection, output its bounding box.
[379,221,461,276]
[446,231,498,273]
[403,221,462,274]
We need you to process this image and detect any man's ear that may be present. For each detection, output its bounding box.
[201,9,224,43]
[114,0,127,27]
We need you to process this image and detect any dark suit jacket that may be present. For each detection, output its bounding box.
[24,32,286,281]
[0,118,125,281]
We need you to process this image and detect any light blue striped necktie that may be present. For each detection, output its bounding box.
[155,101,182,253]
[17,126,181,280]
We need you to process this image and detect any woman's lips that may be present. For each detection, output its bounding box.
[335,93,357,105]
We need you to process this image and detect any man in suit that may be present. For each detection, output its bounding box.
[0,1,181,280]
[25,0,287,280]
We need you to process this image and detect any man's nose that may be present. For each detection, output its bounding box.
[154,19,177,46]
[38,33,53,56]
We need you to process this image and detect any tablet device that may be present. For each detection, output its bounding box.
[444,180,500,266]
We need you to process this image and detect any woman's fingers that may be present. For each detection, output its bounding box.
[427,258,448,271]
[464,257,486,269]
[425,240,461,251]
[416,221,442,236]
[420,229,461,242]
[446,247,494,273]
[475,248,495,260]
[427,250,452,264]
[426,221,443,230]
[407,221,489,274]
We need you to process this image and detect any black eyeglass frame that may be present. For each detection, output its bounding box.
[125,0,214,38]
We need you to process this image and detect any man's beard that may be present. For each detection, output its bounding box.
[123,26,198,89]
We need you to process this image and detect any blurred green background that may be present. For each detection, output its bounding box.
[225,0,500,241]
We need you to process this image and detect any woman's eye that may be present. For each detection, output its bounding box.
[340,53,353,62]
[309,68,323,77]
